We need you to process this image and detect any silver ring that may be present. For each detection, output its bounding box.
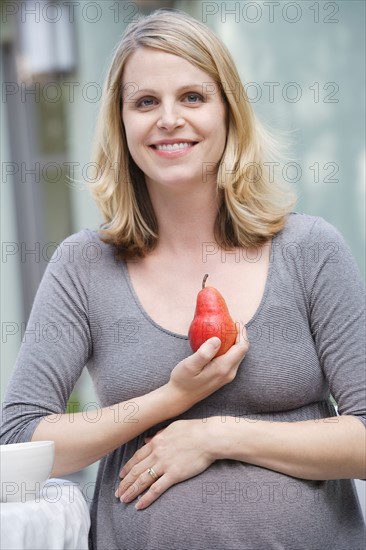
[147,467,159,481]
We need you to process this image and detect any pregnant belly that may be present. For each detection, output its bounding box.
[95,460,364,550]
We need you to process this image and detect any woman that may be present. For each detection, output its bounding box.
[2,9,365,550]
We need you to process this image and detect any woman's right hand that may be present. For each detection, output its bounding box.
[167,328,249,408]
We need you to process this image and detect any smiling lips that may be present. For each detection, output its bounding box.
[149,140,198,157]
[155,142,193,151]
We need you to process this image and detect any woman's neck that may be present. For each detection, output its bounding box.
[147,181,220,256]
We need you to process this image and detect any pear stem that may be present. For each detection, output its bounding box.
[202,274,209,289]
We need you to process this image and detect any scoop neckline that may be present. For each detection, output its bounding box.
[121,261,189,339]
[120,231,280,339]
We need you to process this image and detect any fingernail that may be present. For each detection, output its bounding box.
[207,337,220,350]
[135,501,143,510]
[115,490,119,498]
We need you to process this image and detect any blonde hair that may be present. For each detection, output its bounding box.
[90,9,296,258]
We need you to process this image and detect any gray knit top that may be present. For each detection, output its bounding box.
[1,212,365,549]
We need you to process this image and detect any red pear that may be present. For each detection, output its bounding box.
[188,274,237,357]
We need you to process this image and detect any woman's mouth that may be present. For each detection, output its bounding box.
[154,142,195,151]
[150,141,198,157]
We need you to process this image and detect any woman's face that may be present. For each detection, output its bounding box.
[122,47,227,194]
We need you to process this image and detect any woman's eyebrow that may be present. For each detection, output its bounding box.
[129,83,213,95]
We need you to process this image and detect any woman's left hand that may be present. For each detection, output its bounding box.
[114,419,215,509]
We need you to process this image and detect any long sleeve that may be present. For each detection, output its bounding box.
[1,230,94,444]
[304,217,366,427]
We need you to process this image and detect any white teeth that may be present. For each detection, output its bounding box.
[155,142,193,151]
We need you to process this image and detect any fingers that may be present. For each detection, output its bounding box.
[222,324,248,359]
[117,467,172,510]
[135,474,172,510]
[116,457,171,510]
[225,327,249,359]
[202,326,248,385]
[116,441,161,502]
[177,327,249,385]
[119,443,151,479]
[191,326,248,370]
[116,464,160,503]
[168,324,249,406]
[188,337,222,370]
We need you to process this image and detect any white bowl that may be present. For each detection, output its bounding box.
[0,441,55,503]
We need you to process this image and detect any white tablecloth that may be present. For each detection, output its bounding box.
[0,478,90,550]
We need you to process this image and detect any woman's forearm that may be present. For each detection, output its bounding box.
[31,336,248,477]
[32,384,184,476]
[207,415,366,480]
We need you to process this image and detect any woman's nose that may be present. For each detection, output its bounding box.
[156,104,185,131]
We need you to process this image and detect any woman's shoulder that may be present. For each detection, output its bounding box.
[279,212,363,281]
[59,227,108,247]
[55,228,116,259]
[281,211,346,245]
[45,228,119,279]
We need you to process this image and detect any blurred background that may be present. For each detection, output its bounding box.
[1,0,365,510]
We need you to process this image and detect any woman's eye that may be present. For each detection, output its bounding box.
[137,97,156,108]
[185,93,204,103]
